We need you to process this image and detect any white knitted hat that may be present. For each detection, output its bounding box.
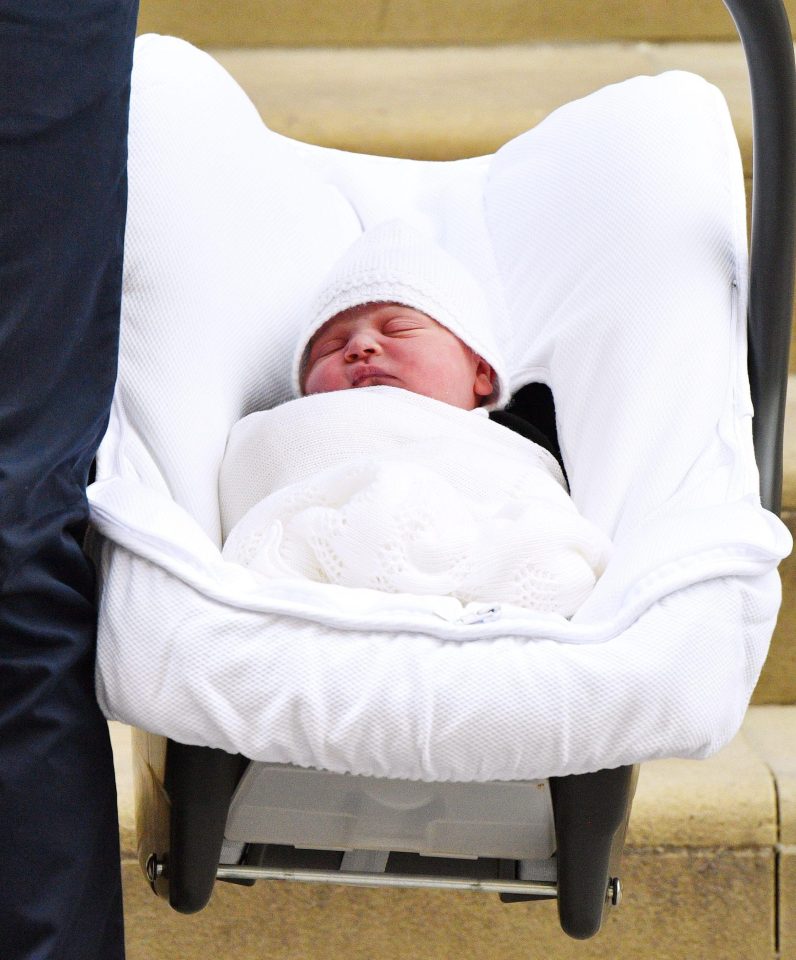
[291,220,509,408]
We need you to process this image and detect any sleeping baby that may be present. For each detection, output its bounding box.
[220,220,612,617]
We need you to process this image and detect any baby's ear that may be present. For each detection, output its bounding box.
[473,357,496,401]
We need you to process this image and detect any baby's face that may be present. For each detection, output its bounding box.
[302,303,495,410]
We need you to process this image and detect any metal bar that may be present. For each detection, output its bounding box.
[722,0,796,513]
[212,864,559,897]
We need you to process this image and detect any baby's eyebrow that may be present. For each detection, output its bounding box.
[307,327,350,360]
[314,327,348,346]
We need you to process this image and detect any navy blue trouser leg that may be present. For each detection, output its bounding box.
[0,3,138,957]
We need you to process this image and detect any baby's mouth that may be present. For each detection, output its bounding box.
[351,366,396,387]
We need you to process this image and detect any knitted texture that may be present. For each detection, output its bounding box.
[221,389,610,616]
[291,219,510,407]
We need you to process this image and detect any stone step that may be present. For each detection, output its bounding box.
[136,0,796,47]
[112,707,796,959]
[206,41,755,167]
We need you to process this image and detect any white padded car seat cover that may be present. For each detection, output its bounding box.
[89,35,791,781]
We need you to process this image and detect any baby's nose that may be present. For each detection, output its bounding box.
[345,332,381,361]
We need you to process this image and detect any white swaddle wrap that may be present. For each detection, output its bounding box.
[220,388,612,616]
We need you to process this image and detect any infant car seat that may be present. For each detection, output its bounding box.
[88,0,795,941]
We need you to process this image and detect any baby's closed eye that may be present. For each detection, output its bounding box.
[383,318,425,335]
[313,337,346,358]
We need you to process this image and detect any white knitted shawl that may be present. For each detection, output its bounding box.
[220,388,612,618]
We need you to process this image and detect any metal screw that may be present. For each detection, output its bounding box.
[608,877,622,907]
[145,854,161,885]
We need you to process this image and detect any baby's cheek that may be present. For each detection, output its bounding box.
[304,364,339,395]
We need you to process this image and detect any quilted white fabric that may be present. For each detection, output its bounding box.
[89,34,791,781]
[220,388,611,616]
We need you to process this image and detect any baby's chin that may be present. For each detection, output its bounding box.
[307,382,478,411]
[353,382,480,411]
[351,375,400,389]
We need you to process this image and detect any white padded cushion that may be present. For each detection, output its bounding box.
[105,35,507,544]
[90,36,790,781]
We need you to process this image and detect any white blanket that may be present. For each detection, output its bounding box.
[88,36,791,782]
[220,389,612,617]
